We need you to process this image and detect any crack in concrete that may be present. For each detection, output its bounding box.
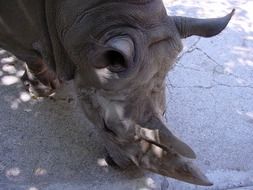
[171,43,253,89]
[167,83,253,89]
[176,37,201,64]
[176,64,201,72]
[195,47,220,65]
[195,48,253,88]
[167,82,214,89]
[224,184,253,190]
[212,81,253,89]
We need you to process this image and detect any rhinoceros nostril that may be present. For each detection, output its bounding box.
[105,50,127,72]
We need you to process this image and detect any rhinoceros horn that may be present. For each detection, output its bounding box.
[138,142,213,186]
[172,9,235,38]
[133,117,212,186]
[135,117,196,159]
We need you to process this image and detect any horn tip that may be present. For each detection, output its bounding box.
[231,8,236,15]
[206,182,214,186]
[195,173,214,186]
[193,174,213,186]
[186,148,197,159]
[229,9,236,18]
[200,180,213,186]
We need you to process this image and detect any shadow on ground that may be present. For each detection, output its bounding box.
[0,0,253,189]
[0,51,146,190]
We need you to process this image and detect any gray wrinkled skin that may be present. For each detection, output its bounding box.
[0,0,234,186]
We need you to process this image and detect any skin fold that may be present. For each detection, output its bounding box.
[0,0,234,186]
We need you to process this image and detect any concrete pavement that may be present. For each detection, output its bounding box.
[0,0,253,189]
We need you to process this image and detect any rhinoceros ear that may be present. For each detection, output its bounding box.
[172,9,235,38]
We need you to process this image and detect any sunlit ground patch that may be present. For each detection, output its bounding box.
[2,64,17,74]
[246,112,253,119]
[0,49,7,55]
[97,158,108,167]
[1,75,19,85]
[0,56,16,64]
[28,187,39,190]
[16,70,25,77]
[19,91,31,102]
[34,168,47,176]
[10,99,21,110]
[5,167,21,178]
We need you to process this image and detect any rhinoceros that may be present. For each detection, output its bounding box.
[0,0,234,186]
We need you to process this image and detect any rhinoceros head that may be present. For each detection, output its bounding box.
[55,0,234,186]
